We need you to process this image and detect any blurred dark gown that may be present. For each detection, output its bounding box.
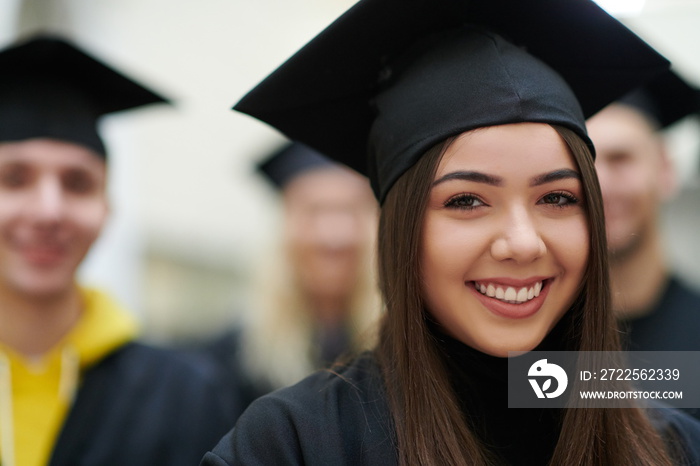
[621,276,700,352]
[196,321,354,411]
[621,275,700,420]
[49,342,239,466]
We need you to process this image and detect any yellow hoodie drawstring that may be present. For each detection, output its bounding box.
[0,352,16,466]
[58,347,79,404]
[0,289,137,466]
[0,347,79,466]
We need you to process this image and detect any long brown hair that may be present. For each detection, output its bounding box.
[375,124,675,465]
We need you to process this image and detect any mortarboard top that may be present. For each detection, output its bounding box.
[233,0,670,203]
[617,70,700,130]
[257,142,337,190]
[0,34,169,158]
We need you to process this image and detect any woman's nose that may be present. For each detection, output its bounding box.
[490,206,546,264]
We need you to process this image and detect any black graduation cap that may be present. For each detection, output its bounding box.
[617,70,700,129]
[257,142,337,189]
[0,34,169,158]
[233,0,670,203]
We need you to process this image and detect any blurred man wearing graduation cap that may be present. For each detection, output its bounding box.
[0,35,235,466]
[588,70,700,353]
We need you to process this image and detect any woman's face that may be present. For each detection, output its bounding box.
[420,123,588,357]
[284,166,377,305]
[0,139,108,298]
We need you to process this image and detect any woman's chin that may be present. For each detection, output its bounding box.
[474,339,543,358]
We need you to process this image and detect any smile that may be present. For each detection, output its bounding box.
[469,278,552,320]
[473,280,543,304]
[17,244,67,266]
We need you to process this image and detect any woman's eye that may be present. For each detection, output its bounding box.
[539,192,578,207]
[444,194,485,210]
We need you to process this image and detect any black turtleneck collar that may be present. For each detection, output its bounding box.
[429,316,571,465]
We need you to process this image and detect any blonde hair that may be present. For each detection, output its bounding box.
[240,227,381,389]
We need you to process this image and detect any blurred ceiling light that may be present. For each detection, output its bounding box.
[593,0,646,17]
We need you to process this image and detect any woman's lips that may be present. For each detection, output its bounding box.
[469,279,551,319]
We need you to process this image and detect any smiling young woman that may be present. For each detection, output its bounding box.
[376,124,665,464]
[201,0,700,464]
[419,124,588,357]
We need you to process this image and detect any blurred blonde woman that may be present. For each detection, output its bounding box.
[211,143,381,404]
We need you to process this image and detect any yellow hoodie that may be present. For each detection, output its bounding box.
[0,288,139,466]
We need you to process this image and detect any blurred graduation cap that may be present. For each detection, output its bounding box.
[617,70,700,129]
[257,142,337,190]
[0,34,169,158]
[233,0,669,203]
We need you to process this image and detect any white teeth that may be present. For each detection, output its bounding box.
[516,287,528,302]
[475,280,545,304]
[486,284,496,297]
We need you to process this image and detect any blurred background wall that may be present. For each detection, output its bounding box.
[1,0,698,343]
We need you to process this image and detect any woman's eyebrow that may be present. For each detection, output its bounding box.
[431,168,580,188]
[432,171,502,187]
[529,169,581,187]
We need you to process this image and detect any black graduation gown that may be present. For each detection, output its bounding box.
[201,352,700,466]
[621,276,700,351]
[620,276,700,421]
[437,333,561,465]
[201,353,395,466]
[189,328,273,412]
[190,324,356,413]
[49,342,238,466]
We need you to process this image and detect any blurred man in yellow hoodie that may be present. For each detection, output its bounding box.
[0,35,235,466]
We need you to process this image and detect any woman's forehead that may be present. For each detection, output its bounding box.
[435,123,577,178]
